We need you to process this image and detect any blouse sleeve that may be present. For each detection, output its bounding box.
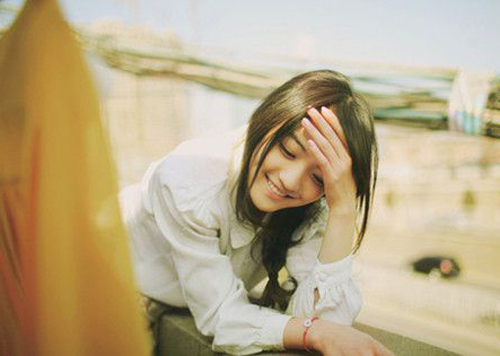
[285,211,363,326]
[147,164,291,355]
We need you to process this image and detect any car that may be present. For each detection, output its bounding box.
[411,255,461,279]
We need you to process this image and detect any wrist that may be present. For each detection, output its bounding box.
[302,317,319,352]
[307,318,326,352]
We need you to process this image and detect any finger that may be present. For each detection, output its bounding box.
[307,107,350,161]
[306,139,335,182]
[320,106,348,150]
[302,118,340,165]
[307,108,349,157]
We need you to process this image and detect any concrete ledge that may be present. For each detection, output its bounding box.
[155,307,459,356]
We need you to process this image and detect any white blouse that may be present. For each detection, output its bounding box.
[119,126,363,355]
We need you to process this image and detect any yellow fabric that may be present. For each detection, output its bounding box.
[0,1,151,355]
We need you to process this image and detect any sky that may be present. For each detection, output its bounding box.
[3,0,500,73]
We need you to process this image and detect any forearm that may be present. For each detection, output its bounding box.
[283,317,310,350]
[283,298,356,352]
[283,317,351,352]
[284,316,394,356]
[317,211,356,263]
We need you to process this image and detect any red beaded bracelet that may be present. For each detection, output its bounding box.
[302,316,318,352]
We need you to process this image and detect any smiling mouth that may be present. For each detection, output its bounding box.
[265,174,289,198]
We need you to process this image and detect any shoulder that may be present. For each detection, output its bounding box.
[158,126,245,190]
[141,126,246,226]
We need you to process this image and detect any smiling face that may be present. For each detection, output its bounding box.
[248,127,325,212]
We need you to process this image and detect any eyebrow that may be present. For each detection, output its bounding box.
[290,133,306,152]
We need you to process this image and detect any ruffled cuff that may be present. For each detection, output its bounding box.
[212,309,292,355]
[287,254,362,325]
[314,255,353,309]
[315,255,352,283]
[257,312,293,351]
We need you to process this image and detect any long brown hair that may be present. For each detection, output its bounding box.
[231,69,378,310]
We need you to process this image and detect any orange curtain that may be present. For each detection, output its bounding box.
[0,1,151,355]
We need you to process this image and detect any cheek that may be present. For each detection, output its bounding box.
[258,152,282,177]
[303,183,324,202]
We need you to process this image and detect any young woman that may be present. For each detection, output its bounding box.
[120,70,393,356]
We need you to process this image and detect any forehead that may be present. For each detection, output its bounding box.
[282,127,308,147]
[258,124,308,153]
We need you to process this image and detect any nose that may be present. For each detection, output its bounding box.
[279,164,305,197]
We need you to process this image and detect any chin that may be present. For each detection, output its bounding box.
[257,203,279,213]
[250,193,278,212]
[249,183,280,213]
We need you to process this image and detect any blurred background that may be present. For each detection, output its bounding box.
[1,1,499,354]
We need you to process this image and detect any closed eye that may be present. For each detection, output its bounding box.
[312,174,324,187]
[278,142,295,159]
[280,142,323,187]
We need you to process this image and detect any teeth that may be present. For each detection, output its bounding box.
[266,176,286,197]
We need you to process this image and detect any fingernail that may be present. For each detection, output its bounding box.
[301,118,311,126]
[321,106,329,114]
